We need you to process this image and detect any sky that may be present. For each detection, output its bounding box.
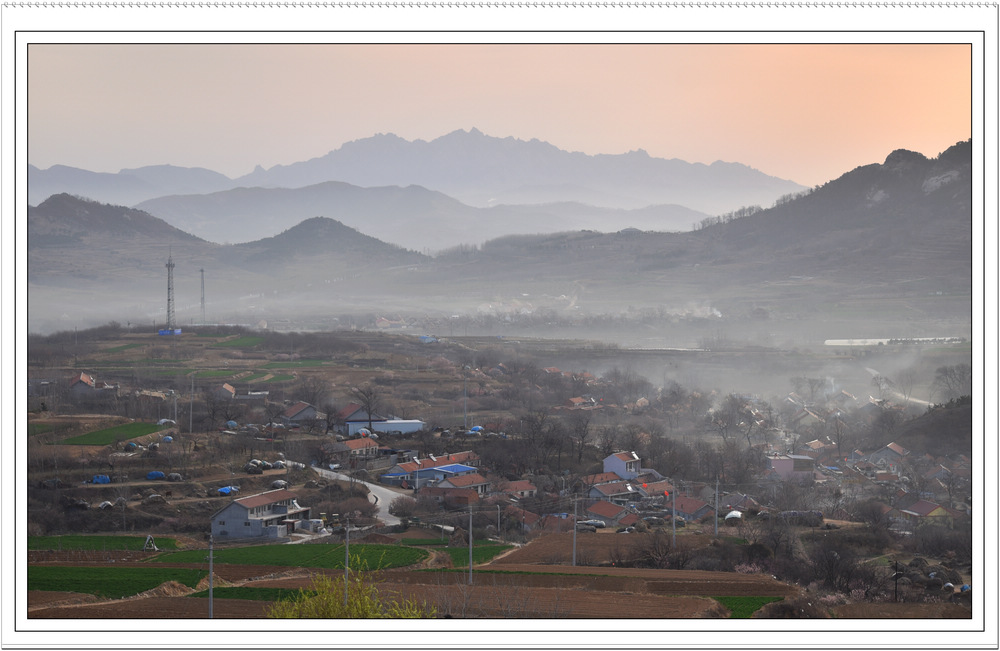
[27,43,971,187]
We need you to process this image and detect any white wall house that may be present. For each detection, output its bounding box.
[603,451,641,480]
[211,489,311,540]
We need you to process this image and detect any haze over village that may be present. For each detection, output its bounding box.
[19,41,981,637]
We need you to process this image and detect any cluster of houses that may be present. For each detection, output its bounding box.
[208,431,972,541]
[774,435,972,530]
[377,447,727,533]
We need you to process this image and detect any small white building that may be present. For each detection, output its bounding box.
[210,489,311,540]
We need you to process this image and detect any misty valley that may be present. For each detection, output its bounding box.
[25,132,974,619]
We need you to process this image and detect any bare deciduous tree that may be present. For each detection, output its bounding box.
[349,384,383,432]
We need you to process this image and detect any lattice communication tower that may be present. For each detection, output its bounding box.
[165,253,176,330]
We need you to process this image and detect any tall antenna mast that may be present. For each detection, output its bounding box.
[200,268,206,325]
[165,250,176,330]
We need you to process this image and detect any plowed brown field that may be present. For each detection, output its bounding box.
[27,531,965,620]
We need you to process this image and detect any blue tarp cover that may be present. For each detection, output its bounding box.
[146,471,165,480]
[92,475,110,484]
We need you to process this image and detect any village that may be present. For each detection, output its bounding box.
[25,325,974,617]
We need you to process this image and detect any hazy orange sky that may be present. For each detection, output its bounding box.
[28,43,971,187]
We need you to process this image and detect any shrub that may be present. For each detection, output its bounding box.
[267,569,436,619]
[753,595,830,619]
[388,496,417,519]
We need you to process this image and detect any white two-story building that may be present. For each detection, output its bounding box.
[211,489,311,540]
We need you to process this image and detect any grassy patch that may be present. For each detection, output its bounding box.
[214,336,264,348]
[29,423,62,437]
[59,422,165,446]
[103,343,145,353]
[261,360,327,368]
[28,566,205,599]
[242,373,270,382]
[154,543,426,570]
[195,370,237,378]
[441,544,512,567]
[263,374,296,383]
[190,587,312,601]
[712,596,783,618]
[29,535,177,551]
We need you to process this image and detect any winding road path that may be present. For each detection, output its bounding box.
[311,466,408,526]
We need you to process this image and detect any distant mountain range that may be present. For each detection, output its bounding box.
[29,128,806,251]
[27,140,971,341]
[229,128,806,213]
[132,182,711,251]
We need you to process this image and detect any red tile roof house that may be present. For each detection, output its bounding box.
[667,495,716,523]
[579,471,622,487]
[210,489,311,540]
[636,480,676,499]
[867,442,910,470]
[718,493,763,513]
[68,372,96,394]
[501,480,537,500]
[418,486,480,509]
[898,499,957,528]
[585,500,632,527]
[588,480,642,506]
[436,473,491,496]
[69,372,117,396]
[387,451,482,477]
[282,401,319,425]
[328,438,381,464]
[506,505,541,532]
[216,383,236,400]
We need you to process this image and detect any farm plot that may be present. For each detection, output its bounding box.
[490,530,712,566]
[29,535,178,551]
[58,422,168,446]
[28,566,206,599]
[154,543,427,570]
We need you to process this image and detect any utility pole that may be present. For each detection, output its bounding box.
[468,506,474,585]
[208,535,214,619]
[189,375,194,434]
[672,488,677,549]
[344,518,350,606]
[715,476,719,537]
[200,268,206,325]
[572,496,577,567]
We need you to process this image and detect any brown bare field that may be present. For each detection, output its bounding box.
[25,532,970,620]
[491,529,713,566]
